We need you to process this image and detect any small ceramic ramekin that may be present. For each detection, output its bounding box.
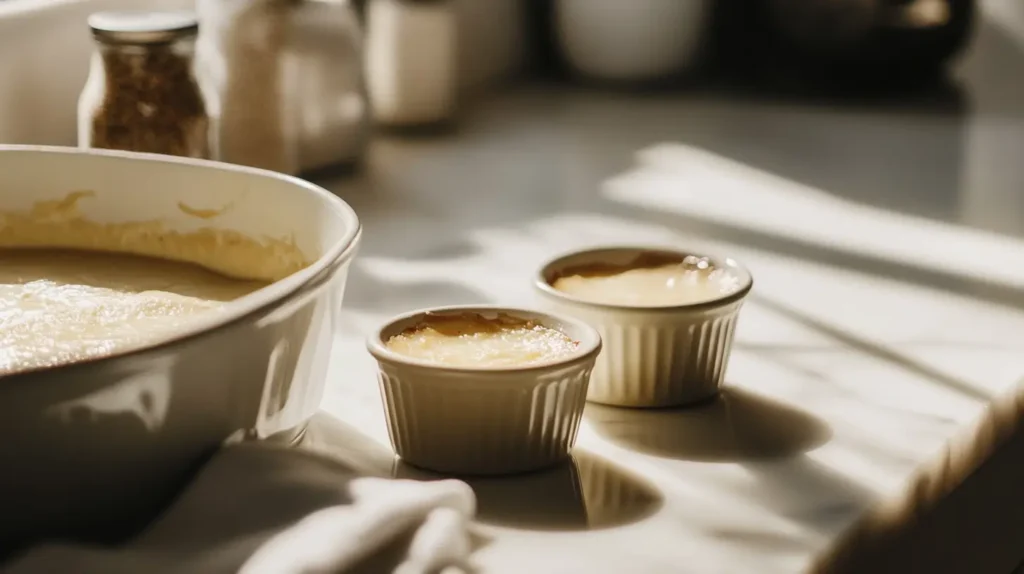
[366,305,602,476]
[534,247,753,408]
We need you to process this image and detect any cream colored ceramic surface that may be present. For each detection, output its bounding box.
[535,247,752,407]
[0,146,360,548]
[367,306,601,475]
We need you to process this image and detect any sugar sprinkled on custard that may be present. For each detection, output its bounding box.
[385,312,579,368]
[0,249,266,375]
[552,253,741,307]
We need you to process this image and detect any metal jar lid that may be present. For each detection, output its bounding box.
[87,11,199,45]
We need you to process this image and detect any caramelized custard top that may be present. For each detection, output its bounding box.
[551,253,742,307]
[385,312,580,368]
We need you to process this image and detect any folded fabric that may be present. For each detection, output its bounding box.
[4,443,476,574]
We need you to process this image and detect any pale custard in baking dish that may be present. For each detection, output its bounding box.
[0,249,265,375]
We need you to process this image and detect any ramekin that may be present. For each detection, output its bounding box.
[534,246,753,408]
[366,305,602,476]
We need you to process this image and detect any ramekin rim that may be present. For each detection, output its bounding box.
[366,304,603,375]
[533,245,754,313]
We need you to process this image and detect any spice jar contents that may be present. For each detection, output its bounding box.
[78,11,212,159]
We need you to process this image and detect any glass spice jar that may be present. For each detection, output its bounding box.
[78,11,214,159]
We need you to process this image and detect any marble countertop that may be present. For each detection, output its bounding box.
[300,20,1024,572]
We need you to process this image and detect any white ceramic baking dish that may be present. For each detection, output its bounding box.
[0,145,360,550]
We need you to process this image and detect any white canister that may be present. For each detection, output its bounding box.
[365,0,458,127]
[554,0,711,83]
[195,0,369,175]
[195,0,298,174]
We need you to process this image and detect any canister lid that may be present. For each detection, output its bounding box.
[88,11,199,45]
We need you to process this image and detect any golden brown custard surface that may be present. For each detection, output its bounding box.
[0,249,266,374]
[385,312,579,368]
[552,253,742,307]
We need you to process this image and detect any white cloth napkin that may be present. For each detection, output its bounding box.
[3,443,476,574]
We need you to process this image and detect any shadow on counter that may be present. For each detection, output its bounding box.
[394,449,663,532]
[811,417,1024,574]
[299,412,397,476]
[585,386,832,462]
[584,387,878,546]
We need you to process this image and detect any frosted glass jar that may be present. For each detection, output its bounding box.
[195,0,369,174]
